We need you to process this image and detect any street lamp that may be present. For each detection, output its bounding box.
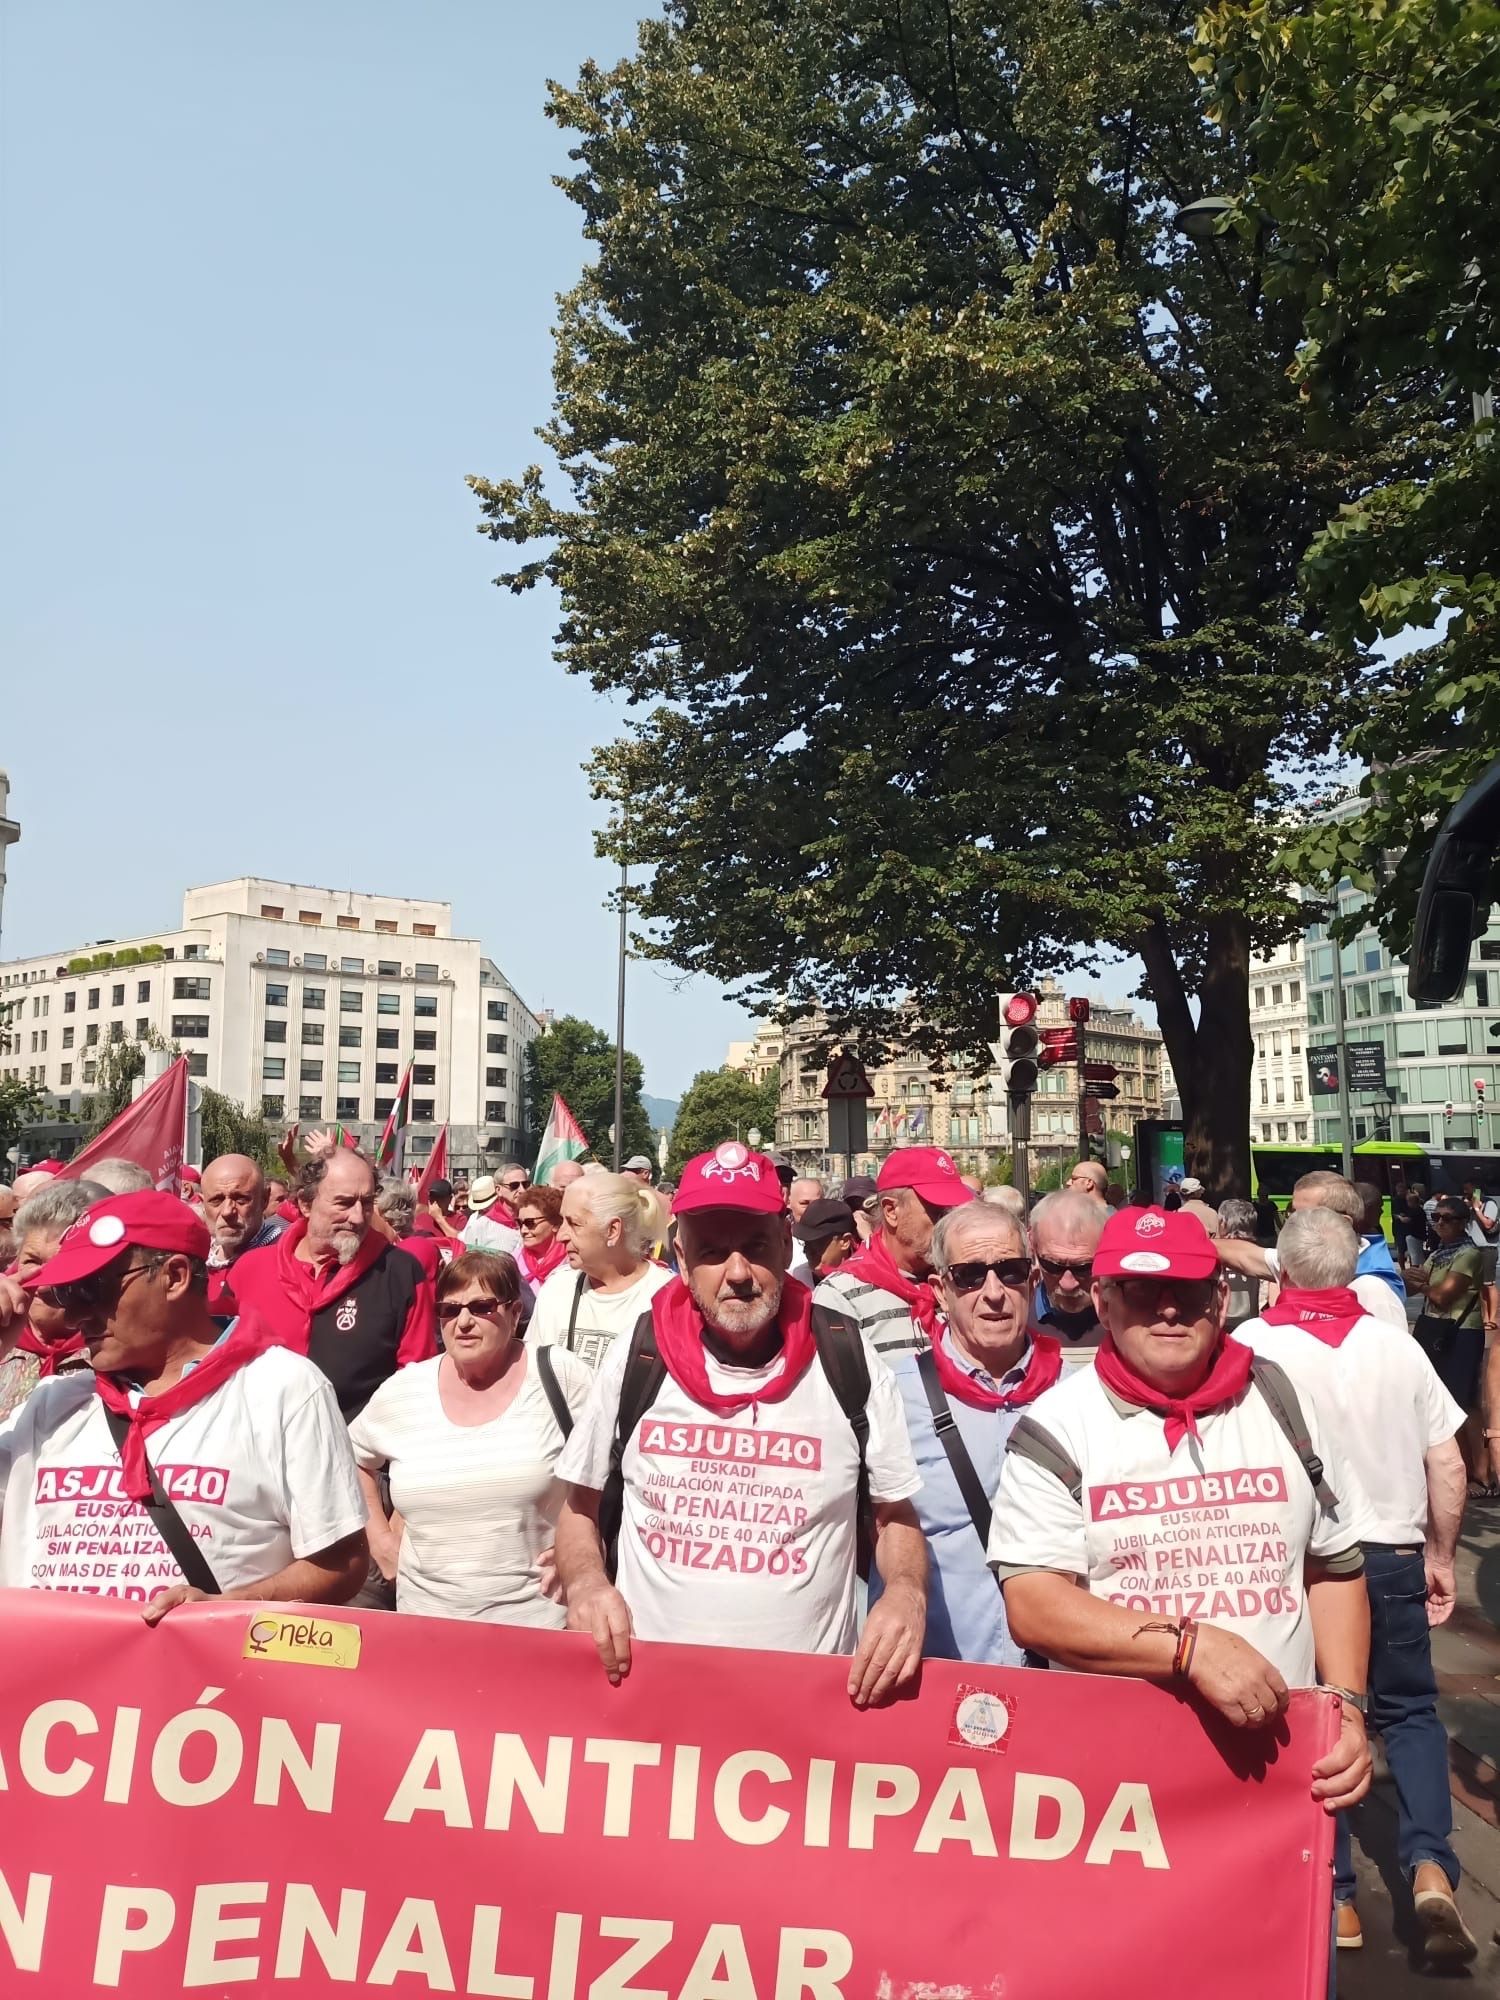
[747,1126,762,1150]
[1173,195,1234,244]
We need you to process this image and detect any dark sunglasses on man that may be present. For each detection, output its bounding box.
[943,1257,1032,1294]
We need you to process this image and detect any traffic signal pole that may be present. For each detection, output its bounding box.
[1076,1015,1089,1164]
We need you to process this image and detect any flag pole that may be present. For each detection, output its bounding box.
[613,855,627,1171]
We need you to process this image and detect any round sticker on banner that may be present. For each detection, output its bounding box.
[1120,1250,1171,1273]
[89,1215,128,1248]
[952,1690,1011,1752]
[1135,1213,1166,1237]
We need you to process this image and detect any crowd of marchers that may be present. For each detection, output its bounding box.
[0,1133,1488,1968]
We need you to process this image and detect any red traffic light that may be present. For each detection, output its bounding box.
[1067,996,1091,1024]
[1002,992,1039,1027]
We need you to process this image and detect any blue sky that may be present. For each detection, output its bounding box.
[0,0,762,1099]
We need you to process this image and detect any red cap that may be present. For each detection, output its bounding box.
[1094,1206,1217,1281]
[23,1190,212,1291]
[875,1146,971,1210]
[673,1143,786,1216]
[179,1165,201,1185]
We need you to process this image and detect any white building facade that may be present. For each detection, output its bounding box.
[1249,938,1311,1146]
[0,877,540,1171]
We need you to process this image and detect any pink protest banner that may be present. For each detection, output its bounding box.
[0,1591,1336,1996]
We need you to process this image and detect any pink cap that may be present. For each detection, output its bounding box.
[1094,1206,1217,1281]
[673,1143,786,1216]
[24,1190,212,1291]
[875,1146,971,1210]
[179,1164,202,1185]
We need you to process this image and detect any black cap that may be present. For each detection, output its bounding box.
[793,1198,858,1243]
[839,1175,877,1206]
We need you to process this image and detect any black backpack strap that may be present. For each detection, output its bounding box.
[810,1305,871,1463]
[914,1347,993,1545]
[534,1345,574,1441]
[598,1313,668,1579]
[102,1406,222,1597]
[1004,1414,1084,1505]
[1248,1356,1335,1508]
[564,1273,588,1354]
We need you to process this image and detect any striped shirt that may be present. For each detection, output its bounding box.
[812,1267,929,1357]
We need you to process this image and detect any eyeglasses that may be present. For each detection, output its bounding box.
[502,1179,527,1193]
[517,1214,549,1230]
[436,1298,512,1325]
[944,1258,1032,1293]
[1037,1256,1093,1282]
[1109,1277,1218,1316]
[39,1260,154,1318]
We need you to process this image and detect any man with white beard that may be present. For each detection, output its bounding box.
[225,1148,437,1424]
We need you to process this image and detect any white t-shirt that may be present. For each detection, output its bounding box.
[0,1347,364,1602]
[988,1364,1366,1687]
[527,1261,674,1371]
[462,1211,522,1259]
[1236,1313,1463,1545]
[349,1349,594,1626]
[1262,1249,1407,1330]
[558,1333,921,1655]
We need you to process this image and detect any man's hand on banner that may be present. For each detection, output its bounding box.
[568,1576,635,1684]
[1311,1705,1372,1812]
[141,1586,211,1626]
[848,1578,925,1709]
[1185,1624,1291,1729]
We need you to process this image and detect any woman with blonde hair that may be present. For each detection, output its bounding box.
[525,1172,672,1370]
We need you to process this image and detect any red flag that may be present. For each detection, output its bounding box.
[60,1058,188,1193]
[376,1064,413,1173]
[416,1125,449,1204]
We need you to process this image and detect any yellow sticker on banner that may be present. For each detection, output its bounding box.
[242,1612,362,1669]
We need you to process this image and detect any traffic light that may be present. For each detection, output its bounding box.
[999,992,1040,1099]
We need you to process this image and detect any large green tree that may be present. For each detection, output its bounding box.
[525,1015,655,1166]
[0,1078,46,1165]
[473,0,1410,1194]
[667,1068,780,1177]
[1196,0,1500,941]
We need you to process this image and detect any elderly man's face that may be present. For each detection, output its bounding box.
[16,1227,72,1342]
[1094,1272,1228,1390]
[933,1210,1032,1372]
[549,1161,586,1191]
[200,1155,268,1256]
[1032,1207,1105,1315]
[1066,1161,1109,1197]
[303,1154,377,1264]
[678,1208,791,1346]
[877,1186,948,1274]
[787,1179,823,1225]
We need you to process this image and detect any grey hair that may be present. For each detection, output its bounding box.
[15,1178,111,1240]
[571,1171,663,1259]
[1216,1198,1260,1243]
[1030,1189,1109,1244]
[86,1157,155,1195]
[931,1201,1027,1270]
[375,1178,418,1236]
[1277,1207,1359,1290]
[981,1184,1028,1220]
[1291,1170,1363,1225]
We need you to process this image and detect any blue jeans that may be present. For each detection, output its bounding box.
[1335,1546,1459,1903]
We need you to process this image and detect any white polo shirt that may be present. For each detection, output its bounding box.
[1236,1313,1463,1546]
[989,1363,1366,1687]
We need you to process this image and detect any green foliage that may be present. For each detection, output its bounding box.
[66,957,90,976]
[0,1078,46,1162]
[524,1015,654,1165]
[200,1089,279,1172]
[667,1068,780,1178]
[140,943,164,963]
[113,947,142,968]
[1197,0,1500,942]
[472,0,1410,1194]
[84,1040,145,1134]
[88,952,113,972]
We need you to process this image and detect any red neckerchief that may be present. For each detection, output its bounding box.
[15,1325,86,1375]
[1259,1285,1365,1348]
[1094,1334,1253,1452]
[519,1237,569,1290]
[275,1216,387,1316]
[650,1275,817,1417]
[932,1328,1063,1411]
[93,1314,279,1502]
[841,1232,940,1338]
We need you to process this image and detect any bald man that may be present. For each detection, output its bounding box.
[549,1161,586,1190]
[9,1170,55,1206]
[1065,1159,1109,1198]
[200,1154,285,1269]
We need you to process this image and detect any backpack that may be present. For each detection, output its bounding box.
[597,1304,872,1579]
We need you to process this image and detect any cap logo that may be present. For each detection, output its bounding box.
[88,1215,127,1248]
[703,1142,761,1186]
[1134,1214,1166,1238]
[1120,1250,1170,1273]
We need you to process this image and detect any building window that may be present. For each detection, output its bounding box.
[83,1061,96,1084]
[487,1000,508,1022]
[373,1097,394,1119]
[486,1033,505,1054]
[1259,1080,1269,1105]
[1277,1120,1290,1140]
[299,1095,323,1118]
[63,992,75,1014]
[265,948,290,968]
[173,977,211,1000]
[412,1099,435,1122]
[183,945,202,961]
[413,1030,436,1051]
[260,905,284,920]
[377,960,399,977]
[108,1021,123,1042]
[303,953,327,972]
[87,988,100,1010]
[338,1025,362,1048]
[263,1057,286,1081]
[413,924,436,938]
[1272,1032,1282,1057]
[262,1096,285,1119]
[338,1062,361,1084]
[84,1023,100,1047]
[302,1022,324,1046]
[266,984,288,1008]
[340,990,363,1013]
[340,956,363,974]
[172,1015,210,1039]
[111,983,125,1007]
[301,1060,323,1082]
[1289,980,1301,1003]
[485,1102,505,1124]
[135,1017,148,1038]
[303,987,325,1010]
[414,963,438,983]
[375,920,396,935]
[1290,1033,1300,1053]
[486,1067,505,1088]
[337,915,359,932]
[414,994,438,1019]
[336,1096,359,1120]
[375,1063,398,1085]
[62,1026,74,1049]
[186,1052,207,1078]
[1253,987,1265,1009]
[59,1063,72,1087]
[264,1019,288,1044]
[376,1027,399,1050]
[377,992,400,1015]
[413,1065,436,1087]
[1270,984,1282,1006]
[1437,1024,1469,1055]
[1293,1078,1304,1102]
[137,980,150,1003]
[299,912,322,927]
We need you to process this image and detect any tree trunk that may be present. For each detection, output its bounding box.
[1138,913,1254,1200]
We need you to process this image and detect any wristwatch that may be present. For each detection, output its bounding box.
[1319,1683,1368,1716]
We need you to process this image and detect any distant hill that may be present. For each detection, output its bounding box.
[642,1094,679,1133]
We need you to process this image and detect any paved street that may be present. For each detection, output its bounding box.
[1339,1509,1500,1995]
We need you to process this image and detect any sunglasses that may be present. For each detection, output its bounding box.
[1037,1256,1093,1282]
[437,1298,512,1325]
[945,1258,1032,1293]
[1109,1277,1218,1315]
[502,1180,527,1193]
[39,1260,153,1318]
[517,1214,549,1229]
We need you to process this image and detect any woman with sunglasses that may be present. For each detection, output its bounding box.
[513,1185,569,1293]
[348,1251,592,1624]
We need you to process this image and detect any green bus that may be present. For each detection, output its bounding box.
[1250,1141,1500,1232]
